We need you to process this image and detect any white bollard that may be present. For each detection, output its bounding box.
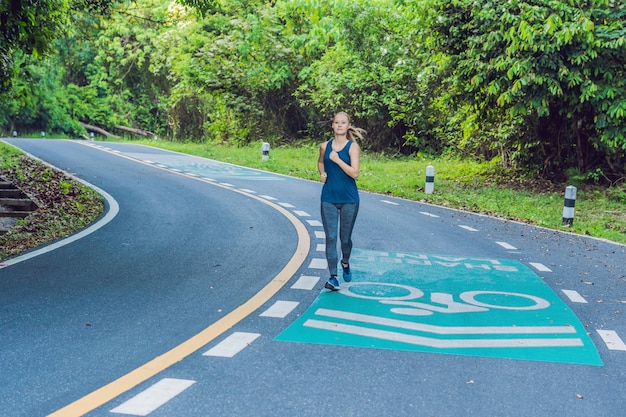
[425,165,435,194]
[562,185,577,226]
[90,132,94,141]
[41,131,45,137]
[13,131,17,138]
[262,142,270,161]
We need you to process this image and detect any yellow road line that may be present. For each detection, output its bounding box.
[48,143,311,416]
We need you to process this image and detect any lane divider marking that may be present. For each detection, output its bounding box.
[562,290,588,304]
[529,262,552,272]
[596,330,626,351]
[496,241,517,250]
[259,301,300,318]
[109,378,195,416]
[202,332,261,358]
[420,211,439,218]
[381,200,399,206]
[308,258,327,269]
[291,276,321,290]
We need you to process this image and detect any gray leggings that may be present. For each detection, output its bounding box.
[321,201,359,276]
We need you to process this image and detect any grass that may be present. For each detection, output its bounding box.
[124,139,626,245]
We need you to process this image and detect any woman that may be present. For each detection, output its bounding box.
[318,112,364,291]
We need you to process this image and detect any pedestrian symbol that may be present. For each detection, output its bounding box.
[276,249,602,366]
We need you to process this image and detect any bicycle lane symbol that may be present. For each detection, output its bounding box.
[275,249,603,366]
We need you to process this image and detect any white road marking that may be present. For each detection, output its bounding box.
[459,225,478,232]
[529,262,552,272]
[294,210,310,217]
[307,220,323,227]
[315,231,325,239]
[239,188,256,193]
[278,202,294,207]
[596,330,626,351]
[110,378,195,416]
[304,320,583,348]
[420,212,439,218]
[291,275,320,290]
[381,200,399,205]
[259,194,277,200]
[219,182,234,187]
[203,332,261,358]
[314,308,577,334]
[308,258,327,269]
[316,243,325,251]
[562,290,588,303]
[260,300,299,318]
[496,241,517,250]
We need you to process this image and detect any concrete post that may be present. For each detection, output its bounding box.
[425,165,435,194]
[562,185,577,226]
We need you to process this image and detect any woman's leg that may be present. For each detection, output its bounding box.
[339,202,359,265]
[321,201,339,276]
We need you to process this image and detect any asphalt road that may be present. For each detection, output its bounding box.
[1,138,625,417]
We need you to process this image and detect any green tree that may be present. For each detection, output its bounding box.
[429,0,626,179]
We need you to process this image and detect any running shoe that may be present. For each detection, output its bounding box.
[341,262,352,282]
[324,276,340,291]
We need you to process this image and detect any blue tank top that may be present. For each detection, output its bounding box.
[321,140,359,203]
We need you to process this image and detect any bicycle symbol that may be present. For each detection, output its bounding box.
[340,282,550,317]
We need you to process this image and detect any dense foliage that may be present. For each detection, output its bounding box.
[1,0,625,182]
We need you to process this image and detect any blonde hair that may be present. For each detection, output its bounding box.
[334,111,366,142]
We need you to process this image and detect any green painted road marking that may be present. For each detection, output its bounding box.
[276,249,603,366]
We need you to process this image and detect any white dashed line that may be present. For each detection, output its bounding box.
[110,378,196,416]
[496,241,517,250]
[308,258,327,269]
[291,275,320,290]
[420,212,440,218]
[259,195,277,200]
[293,210,310,217]
[203,332,261,358]
[562,290,588,303]
[381,200,399,205]
[314,231,325,239]
[219,182,234,187]
[307,220,323,227]
[259,301,299,318]
[529,262,552,272]
[278,202,294,207]
[596,330,626,351]
[458,225,478,232]
[316,243,325,251]
[239,188,256,193]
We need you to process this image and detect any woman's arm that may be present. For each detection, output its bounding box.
[318,141,328,183]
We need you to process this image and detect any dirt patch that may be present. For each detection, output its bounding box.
[0,155,104,261]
